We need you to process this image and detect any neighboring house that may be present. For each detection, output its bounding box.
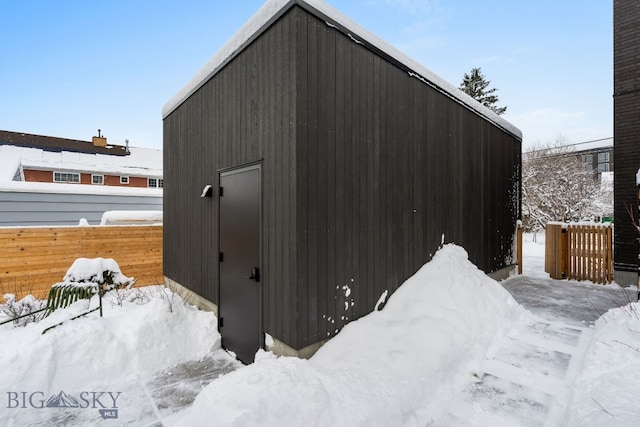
[162,0,522,363]
[523,139,613,181]
[573,139,614,178]
[0,130,163,188]
[613,0,640,286]
[0,130,163,226]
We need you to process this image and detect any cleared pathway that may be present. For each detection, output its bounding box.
[432,274,637,426]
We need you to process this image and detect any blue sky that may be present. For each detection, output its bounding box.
[0,0,612,150]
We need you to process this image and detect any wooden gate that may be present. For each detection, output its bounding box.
[545,223,613,284]
[567,224,613,283]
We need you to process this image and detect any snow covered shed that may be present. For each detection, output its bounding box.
[162,0,522,363]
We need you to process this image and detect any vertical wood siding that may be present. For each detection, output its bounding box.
[164,6,521,351]
[293,10,520,348]
[164,8,299,347]
[613,0,640,274]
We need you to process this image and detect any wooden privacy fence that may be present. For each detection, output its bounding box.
[0,225,162,301]
[545,223,613,284]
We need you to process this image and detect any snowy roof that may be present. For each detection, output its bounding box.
[162,0,522,140]
[0,180,163,197]
[0,129,129,156]
[570,138,613,153]
[0,144,162,182]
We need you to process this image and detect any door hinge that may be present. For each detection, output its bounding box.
[249,267,260,283]
[219,252,224,262]
[219,186,224,197]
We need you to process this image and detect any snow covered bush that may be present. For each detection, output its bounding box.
[106,284,175,308]
[522,141,603,231]
[47,258,135,315]
[0,293,46,326]
[62,257,135,290]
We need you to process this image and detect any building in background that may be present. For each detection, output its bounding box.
[573,138,614,179]
[0,130,163,188]
[0,130,163,226]
[613,0,640,286]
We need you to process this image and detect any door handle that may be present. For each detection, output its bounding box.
[248,267,260,282]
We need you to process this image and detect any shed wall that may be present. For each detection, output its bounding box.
[293,11,521,348]
[613,0,640,279]
[164,5,521,352]
[163,8,299,346]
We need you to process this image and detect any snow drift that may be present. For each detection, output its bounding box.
[0,287,219,397]
[171,244,526,426]
[566,302,640,426]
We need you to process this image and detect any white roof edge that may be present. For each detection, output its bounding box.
[162,0,293,119]
[162,0,522,140]
[0,180,163,197]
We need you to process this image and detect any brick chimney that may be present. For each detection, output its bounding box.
[92,129,107,147]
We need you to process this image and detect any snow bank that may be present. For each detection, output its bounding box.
[566,302,640,426]
[0,287,219,400]
[171,245,526,426]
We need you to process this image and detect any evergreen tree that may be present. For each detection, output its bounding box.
[459,67,507,115]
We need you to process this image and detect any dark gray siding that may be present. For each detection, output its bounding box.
[0,189,162,226]
[293,10,520,348]
[164,5,521,352]
[164,8,299,346]
[613,0,640,273]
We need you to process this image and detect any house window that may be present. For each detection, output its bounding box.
[148,178,164,188]
[120,176,129,184]
[92,174,104,185]
[53,171,80,183]
[598,163,610,173]
[598,152,609,163]
[583,154,593,164]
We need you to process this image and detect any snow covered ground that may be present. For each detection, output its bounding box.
[0,235,638,426]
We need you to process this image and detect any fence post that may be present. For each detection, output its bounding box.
[606,226,613,283]
[545,223,568,279]
[517,223,523,274]
[568,225,575,281]
[561,226,568,279]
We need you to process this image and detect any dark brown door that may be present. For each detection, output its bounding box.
[219,165,261,364]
